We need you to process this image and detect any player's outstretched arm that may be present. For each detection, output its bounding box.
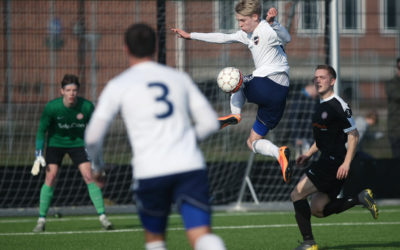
[171,28,191,39]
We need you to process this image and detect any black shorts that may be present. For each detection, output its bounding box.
[45,147,90,166]
[305,154,345,199]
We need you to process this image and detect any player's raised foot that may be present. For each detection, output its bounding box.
[358,188,378,219]
[294,240,318,250]
[99,214,113,230]
[278,146,293,183]
[218,114,241,129]
[33,218,45,232]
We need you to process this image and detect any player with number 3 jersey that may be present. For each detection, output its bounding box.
[85,23,225,250]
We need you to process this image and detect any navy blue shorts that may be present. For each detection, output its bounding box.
[133,169,211,234]
[243,76,288,136]
[46,147,90,166]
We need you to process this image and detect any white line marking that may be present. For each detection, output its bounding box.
[1,221,399,236]
[0,208,399,224]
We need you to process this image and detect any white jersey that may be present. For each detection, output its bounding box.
[85,61,219,179]
[191,20,290,78]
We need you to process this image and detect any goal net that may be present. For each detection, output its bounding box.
[0,0,394,213]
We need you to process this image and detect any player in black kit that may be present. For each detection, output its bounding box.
[290,65,378,250]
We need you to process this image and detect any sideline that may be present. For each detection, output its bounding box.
[1,208,399,224]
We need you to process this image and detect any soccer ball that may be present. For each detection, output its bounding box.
[217,67,243,93]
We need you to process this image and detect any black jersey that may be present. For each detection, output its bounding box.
[312,95,356,158]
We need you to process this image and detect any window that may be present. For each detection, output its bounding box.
[344,0,358,29]
[217,0,236,31]
[339,0,364,34]
[303,1,318,30]
[382,0,399,32]
[297,0,324,34]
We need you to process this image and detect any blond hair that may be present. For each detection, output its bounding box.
[235,0,261,17]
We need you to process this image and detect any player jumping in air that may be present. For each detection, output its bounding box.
[291,65,378,250]
[172,0,293,183]
[31,74,113,232]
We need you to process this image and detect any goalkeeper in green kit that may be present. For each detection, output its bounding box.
[32,74,113,232]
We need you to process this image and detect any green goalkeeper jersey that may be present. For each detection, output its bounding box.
[36,97,95,150]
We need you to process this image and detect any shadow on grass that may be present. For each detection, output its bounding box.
[320,241,400,249]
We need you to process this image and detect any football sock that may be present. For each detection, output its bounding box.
[293,199,314,241]
[323,197,358,217]
[87,182,105,215]
[230,89,246,114]
[195,234,226,250]
[39,184,54,217]
[252,139,279,160]
[145,241,167,250]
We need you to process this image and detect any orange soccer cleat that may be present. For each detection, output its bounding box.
[218,114,241,129]
[278,146,293,183]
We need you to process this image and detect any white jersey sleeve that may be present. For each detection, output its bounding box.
[85,81,124,172]
[191,21,289,78]
[190,30,248,45]
[183,74,219,141]
[270,21,291,45]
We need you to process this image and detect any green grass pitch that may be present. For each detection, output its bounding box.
[1,206,399,250]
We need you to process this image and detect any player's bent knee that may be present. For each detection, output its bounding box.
[195,234,226,250]
[310,201,325,217]
[290,189,301,202]
[82,174,93,184]
[311,208,324,218]
[45,174,57,186]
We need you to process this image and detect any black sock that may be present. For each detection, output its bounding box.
[293,199,313,241]
[323,197,358,217]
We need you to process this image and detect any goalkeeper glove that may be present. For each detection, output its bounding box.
[31,150,46,176]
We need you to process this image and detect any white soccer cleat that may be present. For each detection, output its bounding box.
[33,218,46,232]
[99,214,113,230]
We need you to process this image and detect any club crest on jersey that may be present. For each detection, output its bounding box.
[253,36,259,45]
[76,113,84,120]
[345,108,352,118]
[321,111,328,119]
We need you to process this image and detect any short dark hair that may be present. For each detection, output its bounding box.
[61,74,80,89]
[124,23,156,58]
[397,57,400,65]
[315,65,337,79]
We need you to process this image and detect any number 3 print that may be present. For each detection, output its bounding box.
[148,82,174,119]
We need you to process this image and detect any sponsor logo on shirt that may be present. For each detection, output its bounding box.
[58,123,85,129]
[57,116,64,120]
[312,122,327,130]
